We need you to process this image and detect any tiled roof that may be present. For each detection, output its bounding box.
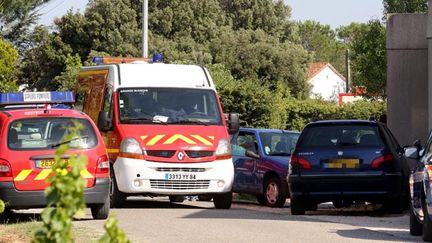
[308,62,346,81]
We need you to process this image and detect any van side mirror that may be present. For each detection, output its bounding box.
[404,146,419,160]
[227,113,239,135]
[97,111,112,132]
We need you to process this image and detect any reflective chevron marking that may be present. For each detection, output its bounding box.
[14,169,32,181]
[146,135,166,146]
[34,169,52,180]
[191,135,213,146]
[163,134,197,145]
[80,169,94,179]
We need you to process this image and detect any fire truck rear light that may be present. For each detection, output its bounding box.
[0,159,12,177]
[96,155,109,174]
[290,155,311,169]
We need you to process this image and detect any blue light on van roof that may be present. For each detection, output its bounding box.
[92,57,104,64]
[152,53,164,63]
[0,91,75,105]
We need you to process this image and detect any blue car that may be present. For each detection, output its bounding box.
[404,134,432,241]
[231,128,300,207]
[288,120,410,215]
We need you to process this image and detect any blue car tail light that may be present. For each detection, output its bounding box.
[290,155,311,169]
[371,153,395,168]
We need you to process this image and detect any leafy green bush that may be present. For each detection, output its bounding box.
[33,124,87,243]
[98,214,130,243]
[0,200,4,214]
[33,122,130,243]
[339,100,387,120]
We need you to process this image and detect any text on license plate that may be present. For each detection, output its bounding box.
[35,159,69,169]
[325,159,359,169]
[164,173,197,180]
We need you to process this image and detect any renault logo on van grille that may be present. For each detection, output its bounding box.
[177,152,185,161]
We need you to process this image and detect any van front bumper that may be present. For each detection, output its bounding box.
[0,178,110,209]
[113,157,234,195]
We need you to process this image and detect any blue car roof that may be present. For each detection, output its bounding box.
[306,119,380,126]
[239,127,300,134]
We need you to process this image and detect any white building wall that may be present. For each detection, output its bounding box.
[309,67,346,101]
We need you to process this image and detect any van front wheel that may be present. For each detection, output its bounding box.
[110,168,126,208]
[213,192,232,209]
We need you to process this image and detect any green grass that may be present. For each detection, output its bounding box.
[233,193,257,202]
[0,219,102,243]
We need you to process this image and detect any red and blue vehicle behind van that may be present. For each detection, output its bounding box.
[231,128,299,207]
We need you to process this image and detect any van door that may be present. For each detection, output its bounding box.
[75,69,109,123]
[232,131,259,193]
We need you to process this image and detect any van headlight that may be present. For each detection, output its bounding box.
[120,138,145,155]
[215,138,231,160]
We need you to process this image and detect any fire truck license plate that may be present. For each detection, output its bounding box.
[35,159,69,169]
[164,173,197,180]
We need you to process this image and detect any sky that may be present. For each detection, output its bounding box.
[38,0,384,29]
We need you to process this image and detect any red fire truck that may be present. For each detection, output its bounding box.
[75,56,239,209]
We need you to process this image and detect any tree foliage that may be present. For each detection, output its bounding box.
[19,26,73,90]
[0,38,19,92]
[298,20,347,74]
[0,0,52,51]
[18,0,311,97]
[383,0,428,15]
[349,20,386,97]
[55,54,82,91]
[210,28,310,97]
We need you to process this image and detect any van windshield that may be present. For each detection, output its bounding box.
[118,88,223,125]
[8,118,97,150]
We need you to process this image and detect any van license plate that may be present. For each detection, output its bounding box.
[164,173,197,180]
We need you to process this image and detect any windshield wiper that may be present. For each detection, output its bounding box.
[51,136,89,148]
[169,120,209,126]
[121,117,167,125]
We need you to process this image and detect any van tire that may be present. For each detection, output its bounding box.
[110,167,126,208]
[263,177,286,208]
[213,192,232,209]
[91,195,110,220]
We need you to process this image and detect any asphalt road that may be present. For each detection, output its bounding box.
[69,197,421,243]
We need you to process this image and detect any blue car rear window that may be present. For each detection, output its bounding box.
[298,124,384,147]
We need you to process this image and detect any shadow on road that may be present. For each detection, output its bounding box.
[180,200,415,243]
[0,209,41,224]
[334,228,418,243]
